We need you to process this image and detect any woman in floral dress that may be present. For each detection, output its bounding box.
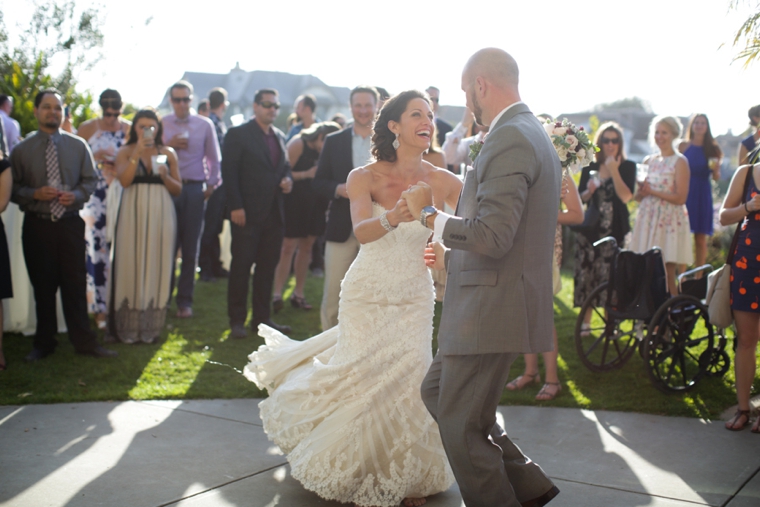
[77,89,131,329]
[630,116,692,295]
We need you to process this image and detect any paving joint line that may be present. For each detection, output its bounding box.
[157,462,288,507]
[720,464,760,507]
[552,476,712,506]
[136,400,263,427]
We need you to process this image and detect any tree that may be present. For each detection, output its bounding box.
[730,0,760,67]
[0,2,105,136]
[591,97,652,114]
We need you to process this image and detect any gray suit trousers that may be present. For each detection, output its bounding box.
[421,352,554,507]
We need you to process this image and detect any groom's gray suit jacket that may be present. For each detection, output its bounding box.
[438,103,561,355]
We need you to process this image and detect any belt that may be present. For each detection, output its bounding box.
[182,179,205,184]
[26,210,80,222]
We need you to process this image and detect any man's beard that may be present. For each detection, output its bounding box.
[470,91,484,127]
[43,119,61,130]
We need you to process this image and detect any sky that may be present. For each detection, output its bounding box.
[3,0,760,136]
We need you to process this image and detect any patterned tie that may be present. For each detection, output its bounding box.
[46,137,66,220]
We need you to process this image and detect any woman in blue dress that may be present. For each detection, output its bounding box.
[678,114,722,268]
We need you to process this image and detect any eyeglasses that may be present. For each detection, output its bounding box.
[600,137,620,145]
[171,97,192,104]
[257,101,280,109]
[103,111,121,118]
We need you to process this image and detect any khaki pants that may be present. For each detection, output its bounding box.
[320,234,361,331]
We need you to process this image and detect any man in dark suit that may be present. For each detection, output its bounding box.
[312,86,379,330]
[426,86,453,148]
[223,89,293,339]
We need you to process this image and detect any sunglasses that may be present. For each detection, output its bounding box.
[171,97,192,104]
[258,101,280,109]
[600,137,620,145]
[103,111,121,118]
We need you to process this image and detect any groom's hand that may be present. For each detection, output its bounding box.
[401,181,433,219]
[424,241,447,271]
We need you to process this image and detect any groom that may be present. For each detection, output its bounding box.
[403,48,560,507]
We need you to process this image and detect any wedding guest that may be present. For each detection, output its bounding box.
[442,107,488,173]
[197,99,210,117]
[507,172,583,400]
[738,105,760,165]
[198,87,230,282]
[61,104,75,134]
[423,124,447,168]
[76,89,132,330]
[574,122,635,331]
[162,80,222,318]
[720,161,760,432]
[313,85,379,330]
[426,86,453,147]
[0,95,21,153]
[630,116,692,296]
[223,89,293,339]
[286,94,318,142]
[376,86,391,109]
[679,114,723,268]
[10,88,117,360]
[0,155,12,370]
[272,121,340,312]
[109,109,181,343]
[330,113,347,129]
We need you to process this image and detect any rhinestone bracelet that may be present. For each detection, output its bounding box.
[379,211,396,232]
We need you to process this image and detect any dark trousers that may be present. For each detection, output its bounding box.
[309,233,325,271]
[228,214,283,327]
[421,352,555,507]
[21,214,98,354]
[172,182,206,308]
[198,183,226,276]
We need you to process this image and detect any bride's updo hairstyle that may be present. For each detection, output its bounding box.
[371,89,431,163]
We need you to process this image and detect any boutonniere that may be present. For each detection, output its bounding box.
[469,139,485,162]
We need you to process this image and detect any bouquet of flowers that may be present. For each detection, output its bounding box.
[542,118,598,174]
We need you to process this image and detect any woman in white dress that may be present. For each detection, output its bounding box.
[629,116,692,295]
[245,90,462,507]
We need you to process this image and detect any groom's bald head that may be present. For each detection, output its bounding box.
[463,48,519,89]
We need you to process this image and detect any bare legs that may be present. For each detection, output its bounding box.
[511,326,561,400]
[272,236,316,300]
[728,310,760,430]
[665,262,686,297]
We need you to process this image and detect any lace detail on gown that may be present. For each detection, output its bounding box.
[244,202,454,506]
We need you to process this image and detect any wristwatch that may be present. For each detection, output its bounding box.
[420,205,438,228]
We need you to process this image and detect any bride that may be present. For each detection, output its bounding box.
[244,90,462,507]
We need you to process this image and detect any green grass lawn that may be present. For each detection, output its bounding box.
[1,268,756,420]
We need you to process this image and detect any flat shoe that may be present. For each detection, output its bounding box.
[725,409,751,431]
[535,382,561,401]
[506,372,540,391]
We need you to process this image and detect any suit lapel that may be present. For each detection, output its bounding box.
[249,120,273,167]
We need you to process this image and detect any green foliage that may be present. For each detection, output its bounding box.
[730,0,760,67]
[0,1,104,136]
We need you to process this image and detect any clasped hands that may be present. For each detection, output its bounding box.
[397,182,446,271]
[33,186,76,206]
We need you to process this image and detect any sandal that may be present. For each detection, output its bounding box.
[290,295,312,310]
[726,409,751,431]
[272,297,284,314]
[752,414,760,434]
[506,372,540,391]
[536,382,562,401]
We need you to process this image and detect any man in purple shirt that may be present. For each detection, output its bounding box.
[162,80,222,318]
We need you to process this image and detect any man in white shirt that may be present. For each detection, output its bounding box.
[0,95,22,153]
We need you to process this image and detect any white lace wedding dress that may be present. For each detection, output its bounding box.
[245,202,454,506]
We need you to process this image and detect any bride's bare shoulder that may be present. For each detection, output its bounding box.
[425,161,461,184]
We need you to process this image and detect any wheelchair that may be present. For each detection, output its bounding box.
[574,237,730,393]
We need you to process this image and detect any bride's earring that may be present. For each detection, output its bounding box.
[392,133,400,150]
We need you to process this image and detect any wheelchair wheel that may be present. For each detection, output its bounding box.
[575,282,640,372]
[643,295,715,393]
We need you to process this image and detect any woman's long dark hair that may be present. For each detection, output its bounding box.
[371,90,430,163]
[126,108,164,146]
[685,113,722,160]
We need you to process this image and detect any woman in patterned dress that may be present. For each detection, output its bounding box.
[573,122,636,331]
[76,89,131,329]
[629,116,692,296]
[720,162,760,432]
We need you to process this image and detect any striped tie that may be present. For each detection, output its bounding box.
[46,137,66,220]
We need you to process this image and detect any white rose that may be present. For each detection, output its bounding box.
[565,135,578,150]
[556,146,568,161]
[543,122,555,136]
[576,148,586,161]
[553,126,567,136]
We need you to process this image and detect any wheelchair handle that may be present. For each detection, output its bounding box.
[593,236,618,249]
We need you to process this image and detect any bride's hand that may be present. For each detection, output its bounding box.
[388,198,415,226]
[425,241,446,271]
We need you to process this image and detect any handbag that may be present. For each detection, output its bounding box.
[706,165,754,327]
[569,193,600,238]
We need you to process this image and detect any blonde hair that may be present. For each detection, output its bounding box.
[648,115,682,148]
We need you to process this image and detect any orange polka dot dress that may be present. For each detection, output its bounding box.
[731,179,760,312]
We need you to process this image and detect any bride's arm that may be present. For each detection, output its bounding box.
[440,169,463,210]
[347,167,414,244]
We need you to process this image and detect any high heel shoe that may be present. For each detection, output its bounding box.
[272,297,284,314]
[290,295,312,310]
[505,372,540,391]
